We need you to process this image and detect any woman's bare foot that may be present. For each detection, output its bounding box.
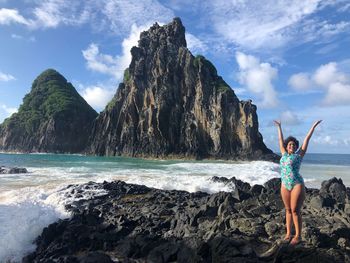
[289,236,301,246]
[282,234,292,243]
[282,234,291,243]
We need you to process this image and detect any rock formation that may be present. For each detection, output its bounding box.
[24,177,350,262]
[0,166,27,174]
[0,69,98,153]
[89,18,276,160]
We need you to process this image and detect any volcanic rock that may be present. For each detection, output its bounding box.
[24,177,350,262]
[0,166,28,174]
[88,18,277,161]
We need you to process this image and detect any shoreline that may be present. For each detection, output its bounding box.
[0,150,280,163]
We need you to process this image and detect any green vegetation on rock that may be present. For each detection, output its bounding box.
[5,69,96,132]
[106,96,117,111]
[216,77,231,93]
[193,55,218,75]
[0,69,98,152]
[123,68,131,83]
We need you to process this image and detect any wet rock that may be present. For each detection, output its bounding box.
[25,177,350,262]
[264,178,281,194]
[79,252,114,263]
[0,166,28,174]
[320,177,347,203]
[310,195,335,209]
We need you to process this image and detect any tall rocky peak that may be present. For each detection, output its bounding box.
[89,18,275,160]
[0,69,98,153]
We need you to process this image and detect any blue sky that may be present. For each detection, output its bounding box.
[0,0,349,154]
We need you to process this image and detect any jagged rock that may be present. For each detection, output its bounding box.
[0,69,97,153]
[310,195,335,209]
[320,177,347,203]
[88,18,278,161]
[24,177,350,262]
[0,166,28,174]
[264,177,281,194]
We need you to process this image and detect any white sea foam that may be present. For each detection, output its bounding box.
[0,159,279,262]
[0,184,108,262]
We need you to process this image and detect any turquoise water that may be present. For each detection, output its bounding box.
[0,153,349,191]
[0,152,349,262]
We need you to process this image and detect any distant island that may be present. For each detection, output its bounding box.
[0,69,97,153]
[0,18,277,162]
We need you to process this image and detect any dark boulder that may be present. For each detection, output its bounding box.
[264,177,281,194]
[0,166,28,174]
[320,177,347,203]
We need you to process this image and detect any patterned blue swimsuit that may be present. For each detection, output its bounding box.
[280,151,304,190]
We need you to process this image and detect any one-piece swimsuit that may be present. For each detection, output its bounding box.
[280,151,304,191]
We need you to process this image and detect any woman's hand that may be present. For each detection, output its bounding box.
[301,120,322,156]
[312,120,322,129]
[274,120,285,154]
[273,120,281,127]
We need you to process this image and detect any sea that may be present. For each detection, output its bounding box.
[0,152,349,262]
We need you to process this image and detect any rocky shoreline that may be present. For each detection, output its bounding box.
[23,177,350,262]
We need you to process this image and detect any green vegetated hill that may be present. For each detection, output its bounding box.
[0,69,98,153]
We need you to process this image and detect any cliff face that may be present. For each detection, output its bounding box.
[89,18,274,160]
[0,69,98,153]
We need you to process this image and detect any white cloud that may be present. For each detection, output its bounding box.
[288,62,350,106]
[338,3,350,12]
[11,34,36,42]
[288,73,313,90]
[82,24,148,80]
[313,62,348,88]
[0,71,15,81]
[80,86,114,109]
[1,1,173,33]
[31,1,90,29]
[203,1,322,50]
[101,0,173,34]
[185,33,208,55]
[280,110,301,126]
[319,21,350,37]
[0,8,30,25]
[235,52,279,108]
[82,43,120,78]
[315,43,339,55]
[1,104,18,116]
[11,34,22,39]
[323,82,350,106]
[299,19,350,44]
[163,0,349,53]
[312,135,339,146]
[232,87,247,96]
[313,62,350,106]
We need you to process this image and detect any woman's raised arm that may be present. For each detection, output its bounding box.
[300,120,322,157]
[274,120,286,155]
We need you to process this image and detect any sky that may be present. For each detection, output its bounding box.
[0,0,349,154]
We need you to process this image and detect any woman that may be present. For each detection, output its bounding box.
[274,120,322,245]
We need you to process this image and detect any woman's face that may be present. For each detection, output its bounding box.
[286,141,297,154]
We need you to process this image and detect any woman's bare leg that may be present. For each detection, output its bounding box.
[290,184,305,245]
[280,185,292,240]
